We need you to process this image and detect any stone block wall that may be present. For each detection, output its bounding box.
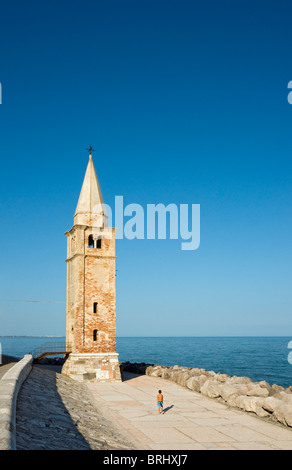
[62,353,121,383]
[0,355,33,450]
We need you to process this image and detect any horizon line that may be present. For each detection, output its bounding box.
[1,334,291,338]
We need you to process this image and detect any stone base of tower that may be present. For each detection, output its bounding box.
[61,353,121,383]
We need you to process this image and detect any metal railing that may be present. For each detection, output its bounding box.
[31,342,72,360]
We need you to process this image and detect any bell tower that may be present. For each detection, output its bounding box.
[62,151,121,382]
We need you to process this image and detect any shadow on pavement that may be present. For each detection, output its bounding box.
[15,366,92,450]
[121,371,142,382]
[163,405,174,414]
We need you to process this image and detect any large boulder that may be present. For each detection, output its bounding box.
[190,368,202,376]
[236,396,269,417]
[214,373,230,382]
[186,374,208,392]
[273,403,292,427]
[149,367,163,377]
[200,380,222,398]
[226,392,241,407]
[246,383,270,397]
[273,391,292,404]
[228,376,253,385]
[161,368,170,379]
[145,366,154,376]
[271,384,285,393]
[220,383,249,402]
[262,396,282,414]
[283,405,292,427]
[176,371,191,387]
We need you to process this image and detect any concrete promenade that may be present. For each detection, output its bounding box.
[0,356,18,379]
[87,371,292,450]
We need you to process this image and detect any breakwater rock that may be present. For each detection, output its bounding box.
[121,362,292,428]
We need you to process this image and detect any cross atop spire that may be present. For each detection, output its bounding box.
[86,145,95,157]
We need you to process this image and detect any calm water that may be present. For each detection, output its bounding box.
[1,336,292,388]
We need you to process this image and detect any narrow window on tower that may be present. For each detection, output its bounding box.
[88,235,94,248]
[93,302,98,314]
[93,329,98,341]
[96,237,102,248]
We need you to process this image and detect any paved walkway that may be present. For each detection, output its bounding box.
[87,372,292,450]
[0,356,18,379]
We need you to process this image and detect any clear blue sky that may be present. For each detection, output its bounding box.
[0,0,291,336]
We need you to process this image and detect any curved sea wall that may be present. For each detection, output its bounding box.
[122,362,292,428]
[0,355,33,450]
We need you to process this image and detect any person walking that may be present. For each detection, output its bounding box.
[157,389,164,414]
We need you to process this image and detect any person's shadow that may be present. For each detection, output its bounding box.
[163,405,174,414]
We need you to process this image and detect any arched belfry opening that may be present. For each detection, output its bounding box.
[88,234,102,249]
[88,235,94,248]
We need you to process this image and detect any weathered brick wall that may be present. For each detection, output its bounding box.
[65,226,117,355]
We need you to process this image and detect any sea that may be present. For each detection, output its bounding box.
[1,336,292,389]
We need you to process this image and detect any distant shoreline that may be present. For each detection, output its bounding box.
[0,335,64,338]
[1,335,292,338]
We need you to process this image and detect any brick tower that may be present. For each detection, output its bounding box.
[61,152,121,382]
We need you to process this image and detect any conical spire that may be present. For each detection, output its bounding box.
[74,154,107,227]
